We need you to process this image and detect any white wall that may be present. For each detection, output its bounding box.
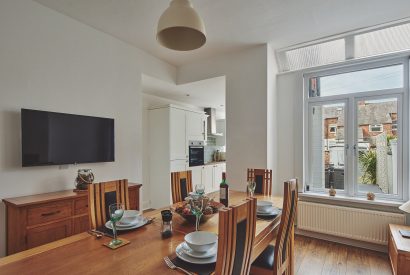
[0,0,176,257]
[275,71,304,194]
[267,45,279,191]
[178,45,270,191]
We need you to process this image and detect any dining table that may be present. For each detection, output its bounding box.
[0,190,283,274]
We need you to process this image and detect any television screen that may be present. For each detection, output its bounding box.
[21,109,114,167]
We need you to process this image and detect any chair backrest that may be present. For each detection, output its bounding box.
[88,179,129,229]
[247,168,273,196]
[171,171,193,204]
[215,198,257,275]
[273,179,298,275]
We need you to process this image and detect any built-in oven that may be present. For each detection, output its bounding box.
[188,140,205,167]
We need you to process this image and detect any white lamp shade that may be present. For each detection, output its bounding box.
[399,200,410,213]
[157,0,206,51]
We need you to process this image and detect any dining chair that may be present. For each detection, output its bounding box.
[88,179,130,229]
[215,197,257,275]
[247,168,273,196]
[250,179,298,275]
[171,170,193,204]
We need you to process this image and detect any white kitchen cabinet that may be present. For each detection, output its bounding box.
[190,166,202,186]
[170,108,187,160]
[213,164,224,190]
[190,163,227,194]
[186,112,206,141]
[202,165,214,194]
[170,159,188,172]
[149,105,206,209]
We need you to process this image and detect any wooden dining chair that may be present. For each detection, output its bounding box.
[215,197,257,275]
[250,179,298,275]
[88,179,130,229]
[171,170,193,204]
[247,168,273,196]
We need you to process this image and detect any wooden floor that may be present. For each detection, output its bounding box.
[295,236,392,275]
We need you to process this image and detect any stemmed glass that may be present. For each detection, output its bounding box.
[247,181,256,197]
[195,183,205,196]
[190,198,204,231]
[109,203,125,247]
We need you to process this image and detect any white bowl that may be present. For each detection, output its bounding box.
[184,231,217,253]
[119,210,141,224]
[257,201,273,212]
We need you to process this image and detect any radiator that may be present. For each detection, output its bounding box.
[297,201,405,244]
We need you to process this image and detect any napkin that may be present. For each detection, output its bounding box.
[170,255,215,275]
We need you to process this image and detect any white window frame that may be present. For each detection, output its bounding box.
[303,57,409,201]
[369,124,383,133]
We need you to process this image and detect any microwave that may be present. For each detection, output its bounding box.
[188,140,204,167]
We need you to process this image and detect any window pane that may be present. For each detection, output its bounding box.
[355,23,410,58]
[356,98,398,195]
[285,39,345,71]
[309,65,403,97]
[309,103,345,191]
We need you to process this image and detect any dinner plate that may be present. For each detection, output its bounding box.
[176,243,217,264]
[257,208,281,216]
[105,218,148,231]
[181,242,217,259]
[257,206,277,214]
[116,220,139,228]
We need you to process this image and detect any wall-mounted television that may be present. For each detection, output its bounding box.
[21,109,114,167]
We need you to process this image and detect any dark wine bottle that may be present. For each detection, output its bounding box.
[220,172,229,207]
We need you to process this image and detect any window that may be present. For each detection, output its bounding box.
[392,120,398,131]
[309,65,403,98]
[329,124,337,134]
[276,21,410,73]
[304,59,408,201]
[369,124,383,133]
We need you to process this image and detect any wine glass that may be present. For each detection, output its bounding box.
[195,183,205,196]
[109,203,125,246]
[190,198,204,231]
[247,181,256,197]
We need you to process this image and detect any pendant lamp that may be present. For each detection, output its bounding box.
[157,0,206,51]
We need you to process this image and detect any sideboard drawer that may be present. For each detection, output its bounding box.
[26,219,72,249]
[74,198,89,215]
[27,201,72,226]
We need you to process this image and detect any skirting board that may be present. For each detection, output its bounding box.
[296,228,387,253]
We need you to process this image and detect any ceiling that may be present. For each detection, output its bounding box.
[142,75,225,119]
[34,0,410,66]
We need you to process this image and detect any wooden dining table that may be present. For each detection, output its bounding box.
[0,191,282,274]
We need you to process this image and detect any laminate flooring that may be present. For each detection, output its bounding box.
[295,236,392,275]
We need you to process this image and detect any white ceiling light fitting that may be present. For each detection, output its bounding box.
[157,0,206,51]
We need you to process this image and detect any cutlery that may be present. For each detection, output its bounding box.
[92,229,114,238]
[164,256,194,275]
[87,230,103,239]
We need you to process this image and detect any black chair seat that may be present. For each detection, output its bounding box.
[252,244,275,270]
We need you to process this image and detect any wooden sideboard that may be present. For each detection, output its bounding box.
[3,183,142,255]
[389,224,410,275]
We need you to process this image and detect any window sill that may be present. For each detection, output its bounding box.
[299,192,403,212]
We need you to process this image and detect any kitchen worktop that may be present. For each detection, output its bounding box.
[204,161,226,165]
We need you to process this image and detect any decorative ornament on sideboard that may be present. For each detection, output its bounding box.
[74,169,94,191]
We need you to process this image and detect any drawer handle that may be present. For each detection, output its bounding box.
[41,210,61,217]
